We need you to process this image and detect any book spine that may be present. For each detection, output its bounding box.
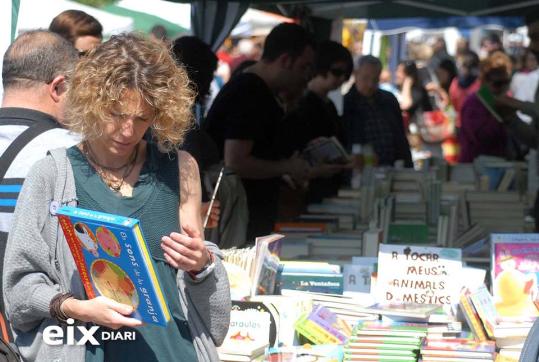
[277,273,343,294]
[459,293,488,342]
[308,313,349,343]
[469,292,495,338]
[295,315,342,344]
[294,315,326,344]
[133,225,170,323]
[58,215,96,298]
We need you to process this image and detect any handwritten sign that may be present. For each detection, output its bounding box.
[375,244,462,305]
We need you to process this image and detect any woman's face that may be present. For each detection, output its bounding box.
[325,61,349,90]
[436,67,451,88]
[74,35,101,54]
[486,70,510,96]
[97,90,154,158]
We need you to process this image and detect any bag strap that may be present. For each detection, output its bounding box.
[0,120,60,181]
[0,119,60,344]
[0,312,8,343]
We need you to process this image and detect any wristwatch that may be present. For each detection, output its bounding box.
[188,249,215,281]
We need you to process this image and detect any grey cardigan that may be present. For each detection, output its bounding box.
[2,148,231,362]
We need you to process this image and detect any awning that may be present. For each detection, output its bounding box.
[15,0,133,37]
[170,0,539,20]
[102,4,188,38]
[366,16,525,33]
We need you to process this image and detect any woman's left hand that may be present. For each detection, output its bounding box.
[161,224,209,272]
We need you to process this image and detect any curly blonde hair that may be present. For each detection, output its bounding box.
[64,33,194,152]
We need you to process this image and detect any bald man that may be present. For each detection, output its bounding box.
[0,30,80,318]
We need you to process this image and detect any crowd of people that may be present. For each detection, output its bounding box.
[1,6,539,362]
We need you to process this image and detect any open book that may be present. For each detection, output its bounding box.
[303,136,350,165]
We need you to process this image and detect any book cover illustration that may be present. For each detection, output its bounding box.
[491,234,539,318]
[57,206,170,326]
[251,234,283,297]
[224,301,277,348]
[469,285,497,338]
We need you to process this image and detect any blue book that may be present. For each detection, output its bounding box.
[57,206,170,326]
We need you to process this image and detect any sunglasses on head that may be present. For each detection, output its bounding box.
[329,68,348,77]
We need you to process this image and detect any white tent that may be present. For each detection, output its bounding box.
[114,0,292,38]
[16,0,133,37]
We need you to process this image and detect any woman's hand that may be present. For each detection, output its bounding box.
[161,224,209,272]
[61,296,142,330]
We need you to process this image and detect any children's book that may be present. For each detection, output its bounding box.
[56,206,170,326]
[251,234,283,297]
[469,285,497,338]
[491,233,539,318]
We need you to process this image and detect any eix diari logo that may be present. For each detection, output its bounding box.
[43,319,136,345]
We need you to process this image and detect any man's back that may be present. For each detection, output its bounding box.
[205,72,284,160]
[205,72,285,240]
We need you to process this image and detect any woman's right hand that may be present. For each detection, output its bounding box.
[61,296,143,330]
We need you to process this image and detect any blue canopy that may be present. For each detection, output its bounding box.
[367,16,524,32]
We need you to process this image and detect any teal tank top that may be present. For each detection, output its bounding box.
[66,144,198,362]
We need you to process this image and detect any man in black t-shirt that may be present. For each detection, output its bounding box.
[205,23,314,242]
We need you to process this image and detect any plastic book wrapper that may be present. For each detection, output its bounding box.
[56,206,170,326]
[490,234,539,318]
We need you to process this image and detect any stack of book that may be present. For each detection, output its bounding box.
[306,233,363,260]
[343,320,427,362]
[420,338,496,361]
[265,344,344,361]
[281,290,378,328]
[473,156,524,192]
[294,305,353,345]
[217,339,268,362]
[465,191,527,233]
[494,321,534,361]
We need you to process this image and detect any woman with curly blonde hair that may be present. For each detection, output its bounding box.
[2,33,231,362]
